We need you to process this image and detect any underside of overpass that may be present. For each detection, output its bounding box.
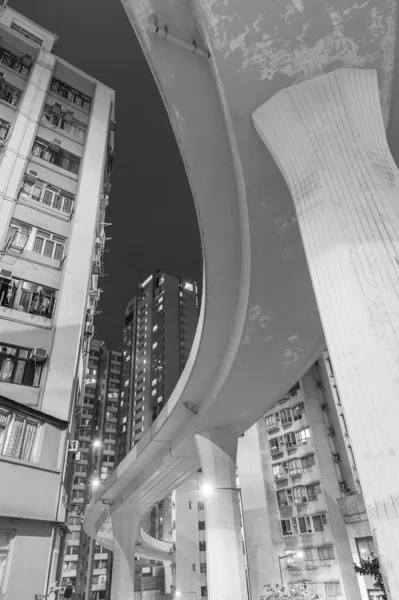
[84,1,399,598]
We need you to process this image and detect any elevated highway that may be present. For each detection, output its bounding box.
[85,1,399,598]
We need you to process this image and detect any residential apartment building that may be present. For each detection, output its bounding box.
[237,354,365,600]
[0,6,115,600]
[117,271,199,596]
[61,340,122,600]
[169,352,376,600]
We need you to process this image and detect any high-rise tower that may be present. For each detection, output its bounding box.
[0,5,115,599]
[117,271,198,461]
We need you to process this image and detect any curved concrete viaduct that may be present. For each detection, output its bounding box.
[85,1,399,598]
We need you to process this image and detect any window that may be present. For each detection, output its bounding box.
[292,404,304,421]
[197,501,205,510]
[201,587,207,597]
[0,344,43,387]
[0,82,22,107]
[11,22,43,45]
[356,537,375,560]
[301,454,315,472]
[50,78,91,111]
[273,462,288,480]
[63,561,77,571]
[199,541,206,551]
[317,545,334,562]
[324,582,341,598]
[297,428,310,445]
[0,118,10,140]
[312,514,327,532]
[184,282,194,292]
[198,521,205,530]
[68,517,81,526]
[292,486,307,505]
[0,531,12,588]
[19,178,74,214]
[6,219,66,262]
[0,275,57,318]
[31,137,80,175]
[94,560,108,569]
[265,414,276,428]
[306,483,321,501]
[303,546,318,566]
[42,105,86,142]
[280,519,292,536]
[200,563,207,574]
[5,219,31,251]
[280,408,292,425]
[287,458,301,476]
[284,432,297,449]
[0,46,31,76]
[269,437,281,454]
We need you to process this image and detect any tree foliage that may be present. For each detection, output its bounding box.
[260,583,319,600]
[354,553,387,599]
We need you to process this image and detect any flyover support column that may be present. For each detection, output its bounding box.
[110,511,140,600]
[253,67,399,598]
[195,429,247,600]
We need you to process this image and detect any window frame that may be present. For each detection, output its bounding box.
[0,343,44,388]
[0,530,13,592]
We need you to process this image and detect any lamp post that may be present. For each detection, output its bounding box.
[277,551,303,586]
[200,483,252,600]
[175,592,197,599]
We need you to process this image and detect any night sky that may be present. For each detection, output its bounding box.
[11,0,201,349]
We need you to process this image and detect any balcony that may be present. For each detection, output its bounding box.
[0,82,22,107]
[0,276,56,319]
[0,46,32,76]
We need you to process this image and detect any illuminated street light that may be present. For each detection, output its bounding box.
[175,592,196,599]
[199,483,215,496]
[93,440,101,449]
[91,478,101,489]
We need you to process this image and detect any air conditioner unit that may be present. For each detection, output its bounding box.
[49,138,62,152]
[292,517,298,525]
[0,268,12,281]
[24,168,39,184]
[31,347,48,362]
[21,53,33,67]
[51,102,63,115]
[69,440,79,452]
[64,110,74,123]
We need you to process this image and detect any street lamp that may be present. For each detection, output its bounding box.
[93,439,102,449]
[278,551,304,586]
[199,483,252,600]
[175,592,197,599]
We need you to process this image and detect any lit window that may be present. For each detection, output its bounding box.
[157,396,163,403]
[0,343,44,387]
[152,342,157,349]
[153,325,158,332]
[157,305,163,312]
[124,380,129,387]
[152,379,157,386]
[184,282,194,292]
[151,390,156,397]
[122,416,127,424]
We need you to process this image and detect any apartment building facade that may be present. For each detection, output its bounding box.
[0,6,115,600]
[236,354,366,600]
[61,340,122,600]
[116,271,198,596]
